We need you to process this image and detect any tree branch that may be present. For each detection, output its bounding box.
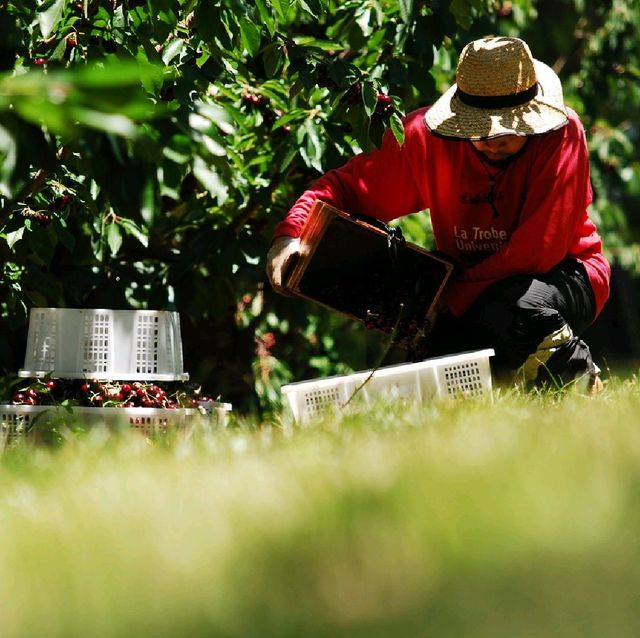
[0,145,71,219]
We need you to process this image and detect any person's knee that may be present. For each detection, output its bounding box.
[513,297,566,336]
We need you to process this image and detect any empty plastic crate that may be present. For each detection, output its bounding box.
[19,308,188,381]
[281,349,494,422]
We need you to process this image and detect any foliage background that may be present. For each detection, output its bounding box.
[0,0,639,416]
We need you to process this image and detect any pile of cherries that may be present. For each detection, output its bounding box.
[10,379,215,410]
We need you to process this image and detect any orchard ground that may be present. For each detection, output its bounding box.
[1,376,640,638]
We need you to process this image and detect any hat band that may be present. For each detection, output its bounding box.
[455,83,539,109]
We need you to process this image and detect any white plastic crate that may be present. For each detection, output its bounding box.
[197,399,234,428]
[19,308,188,381]
[0,402,233,448]
[281,349,495,422]
[0,409,28,449]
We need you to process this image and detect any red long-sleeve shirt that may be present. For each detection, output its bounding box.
[274,106,610,318]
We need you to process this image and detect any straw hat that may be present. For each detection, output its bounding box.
[424,36,568,140]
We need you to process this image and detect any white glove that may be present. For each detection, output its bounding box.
[266,236,301,295]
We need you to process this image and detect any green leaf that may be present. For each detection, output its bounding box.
[162,38,185,65]
[272,108,306,129]
[293,36,341,50]
[271,0,294,22]
[196,102,235,135]
[449,0,473,29]
[112,4,125,31]
[163,147,190,164]
[398,0,413,23]
[201,134,226,157]
[107,223,123,257]
[297,0,321,18]
[5,227,24,249]
[262,42,285,79]
[72,60,164,89]
[140,177,156,225]
[390,112,405,146]
[0,122,17,198]
[28,225,55,266]
[66,107,138,138]
[52,217,75,252]
[239,18,262,58]
[288,79,304,99]
[300,118,324,172]
[37,0,65,39]
[48,36,68,63]
[254,0,276,37]
[361,81,377,116]
[346,105,372,154]
[117,217,149,248]
[193,3,218,43]
[193,158,227,202]
[0,61,165,135]
[275,142,298,172]
[355,7,373,37]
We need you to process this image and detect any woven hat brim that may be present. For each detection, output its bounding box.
[424,60,568,140]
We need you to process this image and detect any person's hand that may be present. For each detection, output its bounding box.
[266,236,301,295]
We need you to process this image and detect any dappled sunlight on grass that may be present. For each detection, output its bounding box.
[1,380,640,637]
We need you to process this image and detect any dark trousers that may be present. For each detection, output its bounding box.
[415,259,598,387]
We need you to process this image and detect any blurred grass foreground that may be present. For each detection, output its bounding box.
[2,382,640,638]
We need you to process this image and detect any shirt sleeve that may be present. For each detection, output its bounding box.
[443,120,593,316]
[273,110,428,238]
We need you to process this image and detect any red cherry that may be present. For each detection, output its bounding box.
[241,93,265,107]
[341,82,362,105]
[45,380,56,389]
[34,57,47,66]
[262,332,276,349]
[12,393,25,404]
[66,34,78,47]
[52,194,72,210]
[81,383,91,392]
[121,383,132,393]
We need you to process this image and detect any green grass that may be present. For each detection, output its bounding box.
[2,379,640,637]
